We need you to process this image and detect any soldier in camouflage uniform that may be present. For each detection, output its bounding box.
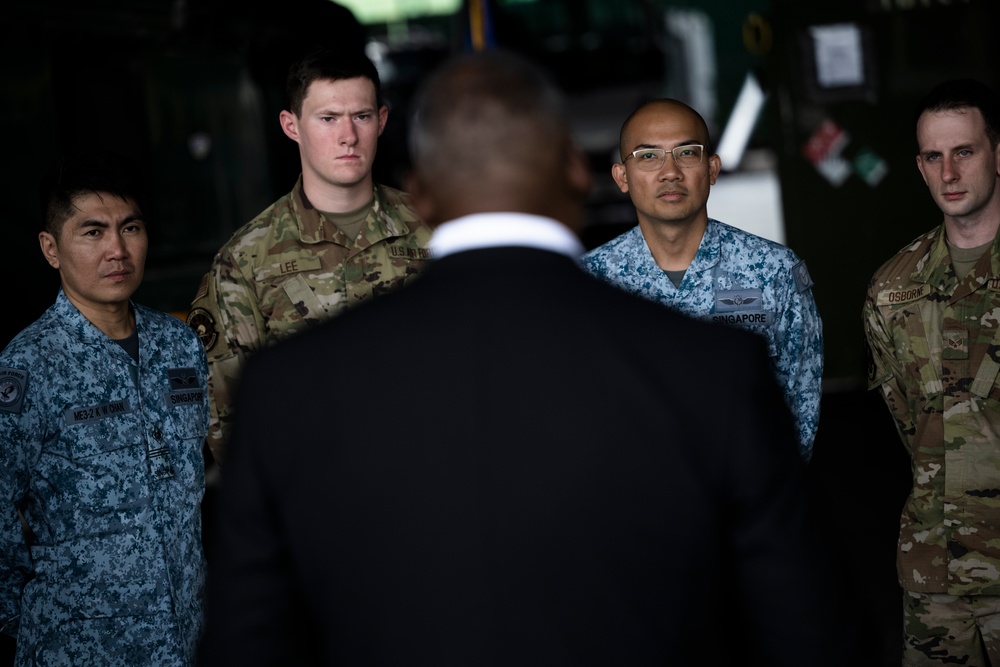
[0,152,208,665]
[581,99,823,461]
[188,46,432,466]
[863,79,1000,665]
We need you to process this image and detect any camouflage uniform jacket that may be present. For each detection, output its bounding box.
[864,224,1000,596]
[581,219,823,460]
[0,289,208,666]
[187,178,432,465]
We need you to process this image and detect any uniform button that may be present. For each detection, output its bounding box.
[152,429,162,441]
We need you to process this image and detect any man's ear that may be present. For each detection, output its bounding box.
[377,105,389,137]
[708,153,722,185]
[611,162,629,194]
[404,170,438,226]
[279,110,300,143]
[39,231,60,269]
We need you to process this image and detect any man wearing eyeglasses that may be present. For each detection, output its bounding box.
[581,99,824,461]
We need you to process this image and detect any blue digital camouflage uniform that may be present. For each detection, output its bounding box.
[0,290,209,666]
[864,225,1000,598]
[187,178,432,465]
[581,219,824,460]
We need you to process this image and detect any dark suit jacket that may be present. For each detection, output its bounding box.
[199,246,839,666]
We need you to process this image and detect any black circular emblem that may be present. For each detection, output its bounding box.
[0,378,21,407]
[186,307,219,352]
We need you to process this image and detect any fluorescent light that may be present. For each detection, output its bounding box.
[716,72,766,171]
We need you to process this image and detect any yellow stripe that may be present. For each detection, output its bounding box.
[470,0,485,52]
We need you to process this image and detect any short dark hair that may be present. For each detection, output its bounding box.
[914,78,1000,151]
[38,150,148,237]
[407,49,568,180]
[286,46,382,117]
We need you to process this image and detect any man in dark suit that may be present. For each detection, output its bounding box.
[198,50,841,666]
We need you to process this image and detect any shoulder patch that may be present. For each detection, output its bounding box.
[792,260,814,293]
[187,307,219,351]
[0,367,27,414]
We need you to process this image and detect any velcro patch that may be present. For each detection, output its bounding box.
[255,256,323,281]
[65,399,133,425]
[167,367,199,390]
[0,367,28,414]
[792,260,814,293]
[186,308,218,352]
[166,367,203,407]
[716,288,763,312]
[877,284,928,306]
[388,245,431,260]
[942,329,969,360]
[193,273,209,302]
[710,311,774,327]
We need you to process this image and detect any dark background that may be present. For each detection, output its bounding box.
[2,0,995,663]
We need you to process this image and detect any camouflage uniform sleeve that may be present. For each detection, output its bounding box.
[772,258,824,460]
[188,249,265,467]
[0,362,40,637]
[862,277,909,439]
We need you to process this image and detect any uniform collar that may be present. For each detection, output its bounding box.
[911,224,1000,297]
[53,289,141,353]
[291,176,410,246]
[685,218,723,273]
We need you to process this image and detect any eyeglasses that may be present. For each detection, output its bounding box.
[623,145,705,170]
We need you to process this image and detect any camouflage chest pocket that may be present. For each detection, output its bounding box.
[710,289,777,356]
[371,243,429,295]
[62,399,140,460]
[164,398,208,441]
[280,274,328,320]
[255,258,332,340]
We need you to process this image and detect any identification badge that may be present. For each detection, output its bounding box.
[167,367,204,407]
[877,284,928,307]
[65,399,133,425]
[712,288,773,327]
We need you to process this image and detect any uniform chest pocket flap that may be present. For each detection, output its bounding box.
[63,400,138,459]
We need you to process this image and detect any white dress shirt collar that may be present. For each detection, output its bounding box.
[428,212,585,259]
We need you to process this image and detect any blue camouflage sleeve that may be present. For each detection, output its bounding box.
[0,361,41,637]
[773,258,824,460]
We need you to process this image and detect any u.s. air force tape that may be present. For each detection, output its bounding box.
[0,367,27,414]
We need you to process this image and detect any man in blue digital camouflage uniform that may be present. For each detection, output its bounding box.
[582,99,823,460]
[0,151,209,666]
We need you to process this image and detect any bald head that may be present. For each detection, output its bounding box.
[406,50,590,227]
[619,99,713,161]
